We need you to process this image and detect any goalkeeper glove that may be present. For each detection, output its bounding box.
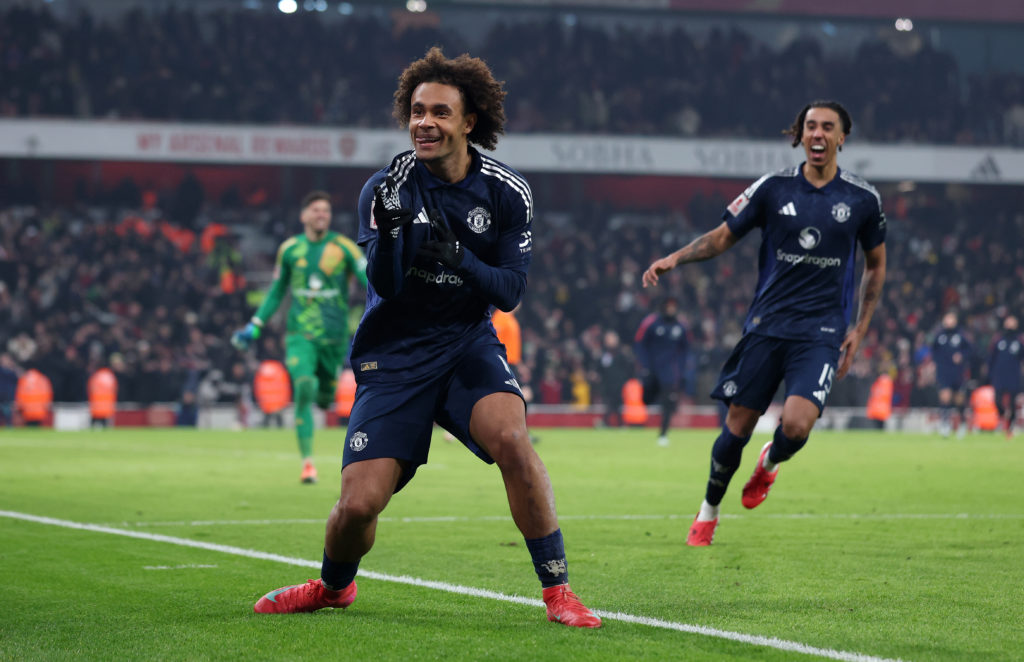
[231,322,261,350]
[372,175,414,236]
[418,209,464,268]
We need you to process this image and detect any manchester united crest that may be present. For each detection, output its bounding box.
[349,431,368,452]
[466,206,491,233]
[831,202,851,223]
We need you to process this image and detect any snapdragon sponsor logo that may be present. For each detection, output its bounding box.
[775,249,841,268]
[406,266,463,286]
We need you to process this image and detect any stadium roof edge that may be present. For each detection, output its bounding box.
[445,0,1024,24]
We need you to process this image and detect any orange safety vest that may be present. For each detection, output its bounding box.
[335,369,357,418]
[866,374,894,422]
[15,369,53,423]
[253,360,291,414]
[970,385,999,431]
[621,378,648,425]
[88,368,118,419]
[491,309,522,366]
[200,222,230,254]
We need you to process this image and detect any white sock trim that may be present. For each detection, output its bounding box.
[697,500,720,522]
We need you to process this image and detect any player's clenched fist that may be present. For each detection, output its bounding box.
[418,209,465,268]
[372,175,414,236]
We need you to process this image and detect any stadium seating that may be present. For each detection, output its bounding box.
[1,4,1022,145]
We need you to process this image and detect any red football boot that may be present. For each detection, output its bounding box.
[741,442,779,509]
[254,579,356,614]
[686,515,719,546]
[542,584,602,628]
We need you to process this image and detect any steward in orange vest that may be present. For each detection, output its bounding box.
[491,309,522,366]
[15,369,53,427]
[335,368,357,424]
[88,367,118,427]
[866,373,893,425]
[254,360,291,428]
[970,385,999,432]
[621,378,648,426]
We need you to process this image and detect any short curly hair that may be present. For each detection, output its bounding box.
[393,47,507,151]
[784,100,852,149]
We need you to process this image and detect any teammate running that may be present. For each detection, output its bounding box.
[643,100,887,546]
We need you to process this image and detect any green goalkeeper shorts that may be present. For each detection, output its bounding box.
[285,334,348,406]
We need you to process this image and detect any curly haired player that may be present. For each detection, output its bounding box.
[253,48,599,628]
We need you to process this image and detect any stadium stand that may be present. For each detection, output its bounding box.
[2,2,1023,424]
[1,3,1023,144]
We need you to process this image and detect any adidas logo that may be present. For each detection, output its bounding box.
[778,202,797,216]
[813,389,827,403]
[970,155,1000,181]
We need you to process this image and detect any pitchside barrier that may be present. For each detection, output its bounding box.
[40,402,983,434]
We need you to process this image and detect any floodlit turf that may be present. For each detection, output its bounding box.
[1,426,1022,661]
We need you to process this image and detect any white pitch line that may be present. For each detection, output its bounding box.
[99,512,1024,528]
[2,509,903,662]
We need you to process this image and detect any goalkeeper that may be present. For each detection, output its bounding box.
[232,190,367,484]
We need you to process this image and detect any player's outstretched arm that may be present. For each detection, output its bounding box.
[233,239,292,350]
[838,242,886,379]
[642,222,738,288]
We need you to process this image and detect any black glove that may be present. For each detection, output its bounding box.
[372,175,414,235]
[419,209,464,268]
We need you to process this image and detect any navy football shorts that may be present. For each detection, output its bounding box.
[342,336,524,492]
[711,333,840,415]
[935,368,967,392]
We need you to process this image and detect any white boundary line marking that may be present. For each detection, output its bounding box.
[2,509,903,662]
[95,512,1024,528]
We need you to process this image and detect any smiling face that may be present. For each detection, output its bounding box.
[801,106,845,170]
[409,82,476,177]
[300,198,331,240]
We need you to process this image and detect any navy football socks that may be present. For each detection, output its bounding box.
[768,425,808,464]
[321,550,359,591]
[705,426,750,506]
[525,529,568,588]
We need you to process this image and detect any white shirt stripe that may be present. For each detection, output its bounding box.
[481,159,533,221]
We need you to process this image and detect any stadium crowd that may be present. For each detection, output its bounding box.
[3,178,1022,414]
[3,4,1023,419]
[2,4,1024,145]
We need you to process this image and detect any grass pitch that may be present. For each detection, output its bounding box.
[1,426,1022,661]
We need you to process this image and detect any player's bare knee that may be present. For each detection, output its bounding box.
[725,412,758,438]
[781,419,813,441]
[337,493,385,526]
[486,426,532,467]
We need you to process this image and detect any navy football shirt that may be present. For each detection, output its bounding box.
[351,148,534,383]
[931,326,971,384]
[634,313,689,386]
[989,333,1023,391]
[723,165,886,347]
